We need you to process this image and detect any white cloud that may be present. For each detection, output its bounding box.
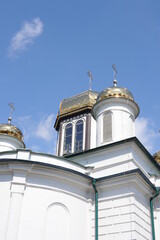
[18,115,32,122]
[8,18,43,57]
[135,117,158,152]
[16,113,57,154]
[16,115,33,141]
[35,114,55,142]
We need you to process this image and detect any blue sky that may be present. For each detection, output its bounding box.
[0,0,160,154]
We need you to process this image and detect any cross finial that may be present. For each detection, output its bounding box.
[87,71,93,90]
[8,102,15,124]
[112,64,117,87]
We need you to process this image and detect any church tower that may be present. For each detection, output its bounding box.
[92,80,139,147]
[54,67,140,156]
[54,90,98,156]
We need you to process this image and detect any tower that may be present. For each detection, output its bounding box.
[54,90,99,156]
[54,67,140,155]
[92,81,140,147]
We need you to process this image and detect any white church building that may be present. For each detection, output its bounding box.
[0,75,159,240]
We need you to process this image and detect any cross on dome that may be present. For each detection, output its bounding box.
[8,102,15,124]
[112,64,117,87]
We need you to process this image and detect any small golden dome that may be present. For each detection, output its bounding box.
[97,86,134,102]
[0,123,24,142]
[93,85,140,119]
[54,90,99,130]
[153,151,160,164]
[59,90,99,116]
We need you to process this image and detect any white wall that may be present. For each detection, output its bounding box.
[95,174,153,240]
[0,163,92,240]
[0,141,159,240]
[90,116,96,149]
[0,172,12,240]
[0,135,25,152]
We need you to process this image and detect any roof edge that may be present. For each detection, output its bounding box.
[96,168,156,191]
[0,158,92,180]
[54,107,92,130]
[65,137,160,171]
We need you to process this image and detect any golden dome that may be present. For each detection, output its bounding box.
[97,86,134,102]
[0,123,24,142]
[59,90,98,115]
[54,90,99,130]
[93,85,140,118]
[153,151,160,164]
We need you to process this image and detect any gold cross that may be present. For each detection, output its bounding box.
[87,71,93,90]
[112,64,117,80]
[8,102,15,118]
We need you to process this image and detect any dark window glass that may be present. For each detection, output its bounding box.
[63,123,72,154]
[65,127,72,136]
[75,120,83,152]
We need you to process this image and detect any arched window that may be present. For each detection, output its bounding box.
[74,120,83,152]
[63,123,73,154]
[103,112,112,142]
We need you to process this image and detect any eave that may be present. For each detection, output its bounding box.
[65,137,160,171]
[54,106,92,130]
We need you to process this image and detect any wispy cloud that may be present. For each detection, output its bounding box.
[8,18,43,57]
[135,117,159,152]
[35,114,55,142]
[16,113,56,154]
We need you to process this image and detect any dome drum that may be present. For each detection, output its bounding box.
[93,86,140,119]
[92,97,140,120]
[92,85,139,148]
[0,124,24,142]
[0,124,25,151]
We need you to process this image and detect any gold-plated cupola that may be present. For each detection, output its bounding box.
[153,151,160,164]
[94,64,140,118]
[0,103,24,144]
[97,87,135,102]
[54,90,99,130]
[0,123,24,142]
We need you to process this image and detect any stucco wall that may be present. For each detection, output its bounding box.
[0,163,92,240]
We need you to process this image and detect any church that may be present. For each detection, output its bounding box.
[0,70,159,240]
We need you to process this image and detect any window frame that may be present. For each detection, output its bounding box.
[74,120,84,153]
[63,123,73,155]
[62,118,85,155]
[102,111,112,143]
